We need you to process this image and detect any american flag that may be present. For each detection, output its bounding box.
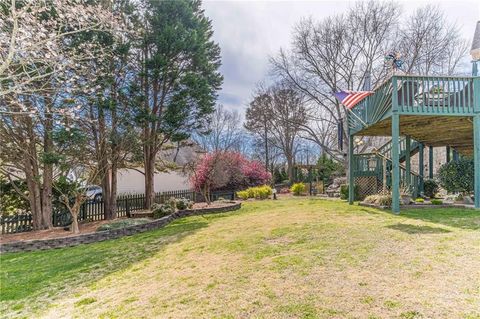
[334,90,374,109]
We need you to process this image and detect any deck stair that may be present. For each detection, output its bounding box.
[354,137,422,199]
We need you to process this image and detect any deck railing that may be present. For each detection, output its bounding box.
[348,79,393,133]
[395,75,475,115]
[348,75,477,134]
[376,137,420,161]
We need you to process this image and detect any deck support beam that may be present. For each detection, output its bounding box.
[475,76,480,209]
[392,76,400,214]
[474,114,480,209]
[419,143,424,195]
[429,146,434,179]
[474,75,480,209]
[405,136,411,188]
[391,114,400,213]
[475,115,480,209]
[348,134,355,204]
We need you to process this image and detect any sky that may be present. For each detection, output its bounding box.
[202,0,480,115]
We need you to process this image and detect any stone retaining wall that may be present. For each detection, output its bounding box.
[0,203,241,254]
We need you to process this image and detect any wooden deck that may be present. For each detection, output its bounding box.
[348,75,480,212]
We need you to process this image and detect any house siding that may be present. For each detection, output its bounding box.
[116,169,190,194]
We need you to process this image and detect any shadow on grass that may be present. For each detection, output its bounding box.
[0,216,220,312]
[386,223,451,234]
[399,208,480,231]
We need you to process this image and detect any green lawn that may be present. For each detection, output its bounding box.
[1,198,479,318]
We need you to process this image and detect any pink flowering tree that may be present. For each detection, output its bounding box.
[242,160,271,187]
[190,152,271,204]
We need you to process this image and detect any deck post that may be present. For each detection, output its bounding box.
[446,146,451,162]
[429,146,434,179]
[348,134,355,204]
[474,76,480,209]
[474,115,480,209]
[405,135,411,188]
[419,143,424,195]
[418,143,425,196]
[391,76,400,214]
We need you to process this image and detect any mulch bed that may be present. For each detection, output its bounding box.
[0,202,235,244]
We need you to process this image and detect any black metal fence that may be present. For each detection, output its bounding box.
[1,189,235,235]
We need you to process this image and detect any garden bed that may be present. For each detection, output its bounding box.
[359,202,476,210]
[0,202,241,253]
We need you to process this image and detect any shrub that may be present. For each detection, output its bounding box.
[190,151,271,198]
[176,197,193,210]
[340,184,360,200]
[423,179,439,198]
[253,185,272,199]
[236,190,249,200]
[437,158,474,194]
[166,197,177,210]
[246,187,256,199]
[363,194,391,207]
[430,199,443,205]
[290,183,306,196]
[415,198,425,203]
[236,185,272,200]
[316,154,345,185]
[278,187,290,194]
[151,203,175,219]
[364,195,379,204]
[377,195,392,207]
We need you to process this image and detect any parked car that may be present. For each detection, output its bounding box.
[83,185,102,202]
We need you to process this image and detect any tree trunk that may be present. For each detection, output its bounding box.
[110,162,118,219]
[71,213,79,234]
[203,185,211,205]
[69,194,84,234]
[109,86,119,220]
[41,165,53,229]
[286,155,294,183]
[101,173,112,219]
[24,158,42,230]
[24,122,44,230]
[144,151,156,209]
[41,110,53,229]
[264,123,269,172]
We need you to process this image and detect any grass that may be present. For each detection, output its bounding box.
[1,198,479,318]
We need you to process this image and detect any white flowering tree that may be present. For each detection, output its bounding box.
[0,0,122,230]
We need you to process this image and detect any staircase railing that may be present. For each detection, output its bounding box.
[375,137,420,162]
[353,152,421,198]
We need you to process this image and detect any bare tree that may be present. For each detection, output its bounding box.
[245,82,307,182]
[270,1,468,165]
[194,105,244,152]
[270,1,398,163]
[397,5,469,75]
[245,88,273,172]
